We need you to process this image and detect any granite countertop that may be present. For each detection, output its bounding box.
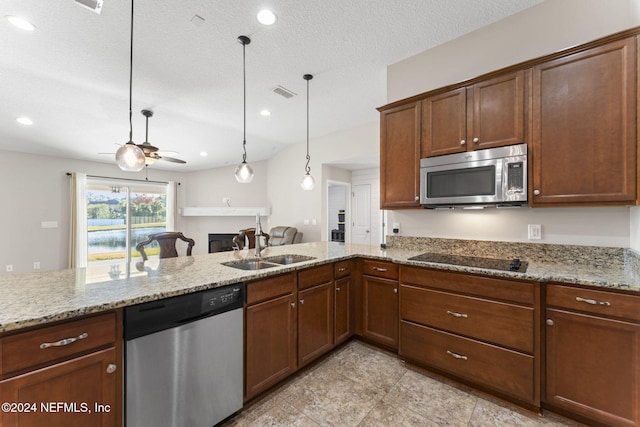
[1,241,638,334]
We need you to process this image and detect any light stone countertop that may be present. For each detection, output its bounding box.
[1,241,638,334]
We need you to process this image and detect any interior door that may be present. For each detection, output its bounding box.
[352,184,371,245]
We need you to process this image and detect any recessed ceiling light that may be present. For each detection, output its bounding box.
[6,15,36,31]
[200,151,208,157]
[257,9,276,26]
[16,116,33,126]
[260,109,271,117]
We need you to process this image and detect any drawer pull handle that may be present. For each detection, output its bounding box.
[446,350,468,360]
[372,267,388,272]
[446,310,468,318]
[338,267,347,272]
[576,296,611,306]
[40,332,89,349]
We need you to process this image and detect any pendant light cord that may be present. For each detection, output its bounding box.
[128,0,134,143]
[304,75,312,174]
[242,40,247,163]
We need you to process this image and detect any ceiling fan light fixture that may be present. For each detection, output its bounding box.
[234,35,254,183]
[116,141,146,171]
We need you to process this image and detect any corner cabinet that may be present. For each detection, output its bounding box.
[545,284,640,427]
[421,70,526,157]
[0,312,121,427]
[531,36,637,206]
[379,102,421,209]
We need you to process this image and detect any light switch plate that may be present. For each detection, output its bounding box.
[528,224,542,240]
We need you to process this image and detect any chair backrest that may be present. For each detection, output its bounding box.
[233,228,269,250]
[268,226,299,246]
[136,231,195,262]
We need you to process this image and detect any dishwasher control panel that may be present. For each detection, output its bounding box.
[201,285,243,312]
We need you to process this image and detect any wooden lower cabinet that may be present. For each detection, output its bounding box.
[245,279,297,401]
[0,349,117,427]
[362,275,399,350]
[298,282,334,367]
[334,275,352,345]
[545,284,640,427]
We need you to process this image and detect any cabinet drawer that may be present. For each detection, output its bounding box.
[247,273,296,305]
[298,264,333,290]
[401,285,533,353]
[334,260,352,279]
[363,259,398,280]
[401,266,534,305]
[400,321,535,404]
[1,312,116,375]
[547,284,640,322]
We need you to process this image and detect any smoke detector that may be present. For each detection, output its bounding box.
[75,0,104,14]
[272,85,297,99]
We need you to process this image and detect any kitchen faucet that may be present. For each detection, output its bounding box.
[255,214,263,258]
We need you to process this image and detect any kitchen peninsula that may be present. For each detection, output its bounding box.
[1,240,638,427]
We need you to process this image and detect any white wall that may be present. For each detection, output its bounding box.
[386,0,640,249]
[268,122,379,242]
[0,150,185,274]
[181,161,269,255]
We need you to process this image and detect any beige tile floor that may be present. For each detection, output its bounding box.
[224,340,583,427]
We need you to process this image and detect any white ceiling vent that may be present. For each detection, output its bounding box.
[272,86,297,99]
[75,0,104,14]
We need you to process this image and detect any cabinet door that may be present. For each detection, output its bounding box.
[380,102,421,208]
[470,70,525,151]
[245,293,297,400]
[298,283,334,367]
[546,308,640,427]
[362,275,398,350]
[334,276,352,345]
[421,87,467,157]
[531,37,637,205]
[0,348,118,427]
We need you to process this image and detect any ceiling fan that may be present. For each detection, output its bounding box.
[137,109,186,165]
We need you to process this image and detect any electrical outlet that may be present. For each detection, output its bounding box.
[33,261,40,270]
[528,224,542,240]
[6,265,13,272]
[303,219,310,225]
[311,219,317,225]
[392,222,400,234]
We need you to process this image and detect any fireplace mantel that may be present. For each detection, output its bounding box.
[181,207,271,217]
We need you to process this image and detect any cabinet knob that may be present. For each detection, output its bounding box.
[415,196,419,201]
[460,140,466,145]
[546,319,554,326]
[473,137,479,143]
[106,364,117,374]
[291,302,296,308]
[335,287,341,292]
[299,299,305,305]
[393,288,398,294]
[533,189,540,196]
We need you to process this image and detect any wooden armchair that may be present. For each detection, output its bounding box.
[136,231,195,262]
[232,228,269,250]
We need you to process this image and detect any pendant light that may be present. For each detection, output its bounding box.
[234,35,254,183]
[301,74,315,190]
[115,0,145,172]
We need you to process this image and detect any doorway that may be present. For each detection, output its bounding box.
[327,181,350,243]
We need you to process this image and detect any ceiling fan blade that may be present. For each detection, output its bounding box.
[159,156,187,164]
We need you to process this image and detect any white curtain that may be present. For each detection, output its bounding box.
[166,181,178,232]
[68,172,88,268]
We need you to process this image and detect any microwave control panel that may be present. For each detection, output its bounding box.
[507,162,524,192]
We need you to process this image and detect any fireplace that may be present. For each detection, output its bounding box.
[208,233,238,253]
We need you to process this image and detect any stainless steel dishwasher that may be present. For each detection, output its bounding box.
[124,283,244,427]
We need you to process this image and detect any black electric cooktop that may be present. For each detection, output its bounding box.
[408,252,528,273]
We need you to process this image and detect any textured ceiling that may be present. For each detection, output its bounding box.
[0,0,542,171]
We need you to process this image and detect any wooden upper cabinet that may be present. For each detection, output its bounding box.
[531,36,637,205]
[421,70,526,157]
[380,102,421,209]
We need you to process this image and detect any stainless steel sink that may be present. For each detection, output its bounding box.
[222,260,281,270]
[265,254,316,265]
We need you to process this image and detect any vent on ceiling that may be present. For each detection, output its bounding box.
[75,0,104,14]
[273,86,297,99]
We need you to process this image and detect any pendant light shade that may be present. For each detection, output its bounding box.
[301,74,314,190]
[234,35,254,183]
[115,0,144,172]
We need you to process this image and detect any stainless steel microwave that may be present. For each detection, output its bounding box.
[420,143,527,208]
